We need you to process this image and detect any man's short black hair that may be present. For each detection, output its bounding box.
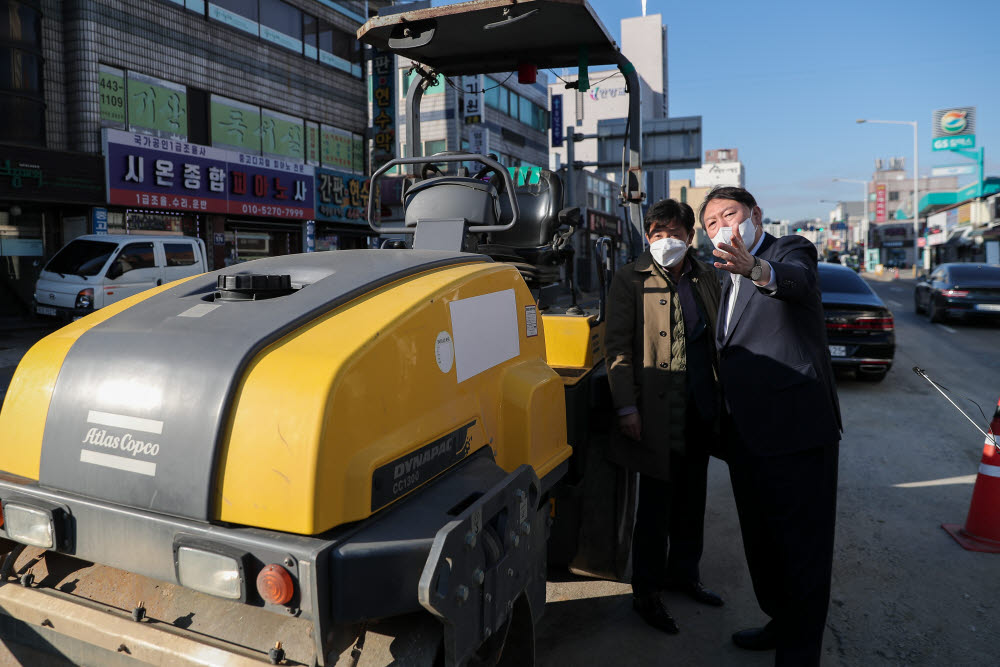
[698,186,757,225]
[644,198,692,235]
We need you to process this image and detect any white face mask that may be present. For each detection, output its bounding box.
[648,236,688,267]
[711,215,757,250]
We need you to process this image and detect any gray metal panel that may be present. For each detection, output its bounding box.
[38,250,488,521]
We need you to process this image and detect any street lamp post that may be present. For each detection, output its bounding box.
[833,177,869,259]
[856,119,919,277]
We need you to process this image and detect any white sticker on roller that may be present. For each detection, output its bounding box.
[80,449,157,476]
[178,304,220,318]
[435,331,454,373]
[525,305,538,337]
[449,289,520,383]
[87,410,163,435]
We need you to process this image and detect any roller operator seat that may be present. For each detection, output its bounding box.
[478,169,568,287]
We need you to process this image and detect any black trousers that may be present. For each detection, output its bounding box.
[630,445,709,597]
[728,442,839,667]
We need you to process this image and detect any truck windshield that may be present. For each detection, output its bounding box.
[45,239,118,277]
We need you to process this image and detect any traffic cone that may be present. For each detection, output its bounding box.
[943,397,1000,552]
[893,267,900,280]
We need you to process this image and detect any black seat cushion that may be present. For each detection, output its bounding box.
[490,170,563,248]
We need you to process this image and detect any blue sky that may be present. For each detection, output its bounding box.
[430,0,1000,221]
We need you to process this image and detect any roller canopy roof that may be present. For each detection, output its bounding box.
[358,0,622,75]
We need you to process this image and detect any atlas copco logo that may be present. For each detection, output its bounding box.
[940,110,968,135]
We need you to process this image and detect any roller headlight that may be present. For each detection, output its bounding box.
[3,503,56,548]
[175,545,246,600]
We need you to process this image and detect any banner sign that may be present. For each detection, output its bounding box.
[127,71,187,140]
[99,65,127,129]
[104,129,314,219]
[932,107,976,151]
[875,184,887,222]
[370,49,397,169]
[314,167,370,224]
[551,94,563,147]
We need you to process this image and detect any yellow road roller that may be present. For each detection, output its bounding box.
[0,1,646,664]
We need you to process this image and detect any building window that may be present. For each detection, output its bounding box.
[319,19,361,77]
[889,191,899,201]
[303,13,319,59]
[0,0,44,145]
[424,139,446,155]
[259,0,302,52]
[208,0,260,37]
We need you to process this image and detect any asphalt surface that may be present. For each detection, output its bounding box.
[1,274,998,666]
[538,273,1000,666]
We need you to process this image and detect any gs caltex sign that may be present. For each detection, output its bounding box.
[932,107,976,151]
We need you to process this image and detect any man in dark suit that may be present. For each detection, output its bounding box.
[699,186,841,666]
[605,199,724,635]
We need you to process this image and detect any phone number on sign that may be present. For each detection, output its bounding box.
[239,204,309,217]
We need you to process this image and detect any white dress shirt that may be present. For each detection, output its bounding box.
[724,232,777,336]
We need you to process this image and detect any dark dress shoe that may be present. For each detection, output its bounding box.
[633,594,680,634]
[666,580,725,607]
[732,624,777,651]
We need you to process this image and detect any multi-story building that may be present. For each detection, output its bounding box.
[1,0,369,314]
[393,58,551,173]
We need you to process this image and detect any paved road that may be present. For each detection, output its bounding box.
[538,275,1000,666]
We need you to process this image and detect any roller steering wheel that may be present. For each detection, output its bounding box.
[473,163,506,195]
[420,151,472,180]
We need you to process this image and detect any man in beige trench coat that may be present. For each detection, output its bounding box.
[605,199,724,634]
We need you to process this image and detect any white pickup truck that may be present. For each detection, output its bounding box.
[34,234,208,320]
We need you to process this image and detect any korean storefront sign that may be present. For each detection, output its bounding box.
[127,71,187,141]
[314,167,370,225]
[306,121,320,166]
[462,75,483,124]
[104,129,314,219]
[211,94,262,153]
[321,125,354,172]
[261,108,305,162]
[0,145,105,204]
[370,49,397,169]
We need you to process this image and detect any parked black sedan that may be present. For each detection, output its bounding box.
[818,263,895,382]
[914,263,1000,323]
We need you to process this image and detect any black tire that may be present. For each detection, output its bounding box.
[928,297,945,323]
[914,291,924,314]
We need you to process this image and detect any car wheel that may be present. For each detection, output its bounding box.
[858,369,888,382]
[914,292,924,314]
[928,298,945,323]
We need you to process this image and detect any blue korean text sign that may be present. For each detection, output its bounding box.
[314,168,370,224]
[551,95,563,147]
[92,207,108,234]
